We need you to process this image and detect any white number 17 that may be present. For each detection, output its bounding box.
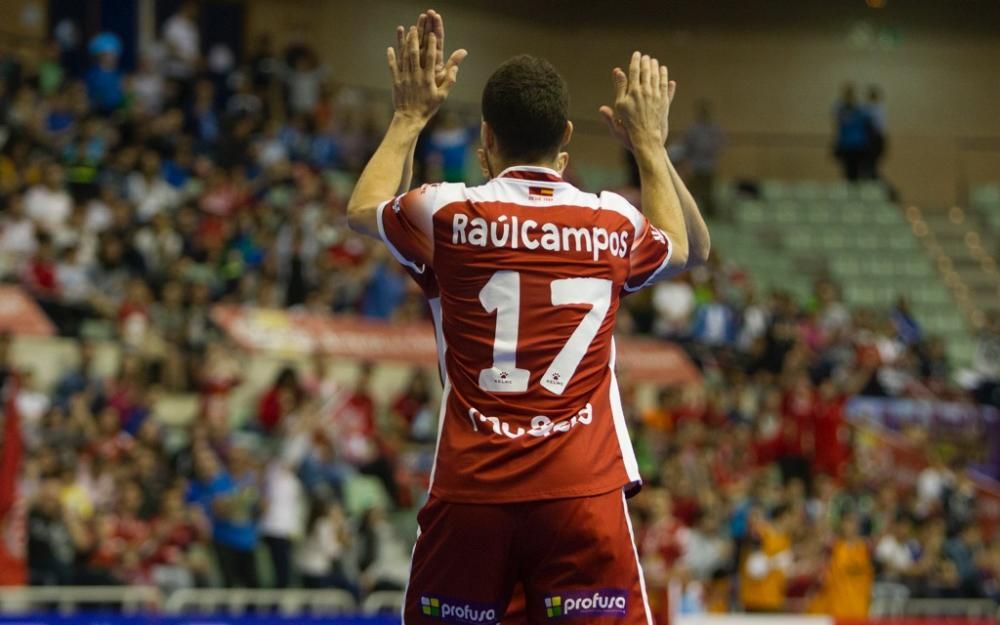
[478,271,612,396]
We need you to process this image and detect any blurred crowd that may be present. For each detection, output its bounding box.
[0,1,999,617]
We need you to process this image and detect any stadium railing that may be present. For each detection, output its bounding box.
[163,588,359,615]
[0,587,402,616]
[0,586,162,614]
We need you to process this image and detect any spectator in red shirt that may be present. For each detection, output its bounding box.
[149,487,211,591]
[22,233,59,297]
[813,380,848,479]
[257,366,303,434]
[390,368,435,442]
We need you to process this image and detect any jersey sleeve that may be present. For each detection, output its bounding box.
[623,216,673,293]
[377,184,438,272]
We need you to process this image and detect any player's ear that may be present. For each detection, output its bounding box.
[555,150,570,175]
[477,147,491,179]
[561,120,574,148]
[480,120,493,150]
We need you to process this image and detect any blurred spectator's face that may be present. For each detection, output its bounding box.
[194,446,219,480]
[161,490,183,517]
[121,482,143,514]
[142,151,161,176]
[98,52,117,69]
[38,479,62,515]
[45,164,65,188]
[98,407,120,434]
[841,515,860,538]
[6,196,25,217]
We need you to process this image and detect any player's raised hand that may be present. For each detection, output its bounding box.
[387,11,467,125]
[599,51,677,153]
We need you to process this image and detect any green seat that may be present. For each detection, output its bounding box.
[737,200,767,224]
[761,180,789,201]
[825,181,852,202]
[343,475,391,516]
[854,232,882,252]
[790,181,825,202]
[971,184,1000,209]
[773,201,800,225]
[857,181,889,202]
[823,229,851,251]
[786,230,815,251]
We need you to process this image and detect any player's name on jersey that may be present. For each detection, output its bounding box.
[451,213,631,261]
[468,403,594,440]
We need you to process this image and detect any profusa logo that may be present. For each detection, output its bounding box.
[544,590,628,618]
[420,595,497,624]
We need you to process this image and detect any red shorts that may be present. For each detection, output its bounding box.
[403,489,652,625]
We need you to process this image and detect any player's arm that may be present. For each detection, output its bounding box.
[347,12,466,237]
[664,152,710,267]
[600,53,710,270]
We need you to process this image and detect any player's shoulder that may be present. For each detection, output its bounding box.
[397,181,468,215]
[598,189,645,232]
[415,181,468,202]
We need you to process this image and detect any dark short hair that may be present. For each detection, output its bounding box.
[482,55,569,162]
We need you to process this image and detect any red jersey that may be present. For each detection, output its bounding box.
[379,166,672,502]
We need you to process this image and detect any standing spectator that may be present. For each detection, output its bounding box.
[297,500,356,596]
[862,85,886,180]
[85,34,124,114]
[426,111,474,183]
[833,83,873,182]
[185,446,259,588]
[890,296,922,346]
[129,52,166,115]
[690,283,738,347]
[0,194,38,274]
[286,50,325,117]
[682,100,725,217]
[27,479,85,585]
[740,507,794,613]
[24,163,72,236]
[811,513,874,618]
[256,367,303,435]
[163,2,201,82]
[944,523,983,597]
[260,452,305,588]
[357,507,411,592]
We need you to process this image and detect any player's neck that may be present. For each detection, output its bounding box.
[492,158,562,177]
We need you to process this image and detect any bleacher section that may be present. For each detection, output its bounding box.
[712,180,974,363]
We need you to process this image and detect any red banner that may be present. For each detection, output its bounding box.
[0,285,55,336]
[211,305,701,384]
[0,375,27,585]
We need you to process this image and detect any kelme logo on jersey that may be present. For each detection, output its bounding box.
[420,596,498,624]
[544,590,628,618]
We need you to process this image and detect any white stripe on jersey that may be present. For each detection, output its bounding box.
[377,198,425,274]
[622,230,675,292]
[599,190,646,234]
[608,339,641,483]
[426,297,449,491]
[623,491,655,625]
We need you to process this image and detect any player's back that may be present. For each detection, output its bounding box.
[378,165,672,502]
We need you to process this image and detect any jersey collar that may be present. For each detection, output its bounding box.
[496,166,563,183]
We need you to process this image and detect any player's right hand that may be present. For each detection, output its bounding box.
[387,11,467,125]
[599,51,676,153]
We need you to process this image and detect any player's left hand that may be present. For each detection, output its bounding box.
[598,53,677,153]
[387,10,467,125]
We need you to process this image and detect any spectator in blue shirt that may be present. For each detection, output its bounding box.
[85,34,124,114]
[361,260,406,320]
[186,445,260,587]
[833,83,873,182]
[690,285,739,347]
